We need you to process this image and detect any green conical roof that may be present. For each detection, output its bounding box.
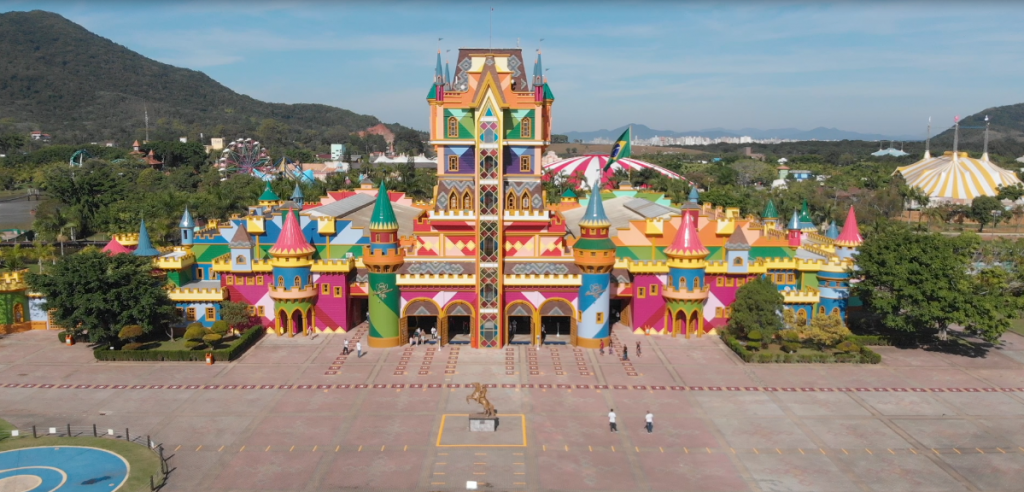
[370,182,399,231]
[762,200,778,219]
[426,82,437,100]
[561,188,577,198]
[799,199,812,222]
[542,83,555,101]
[259,182,280,202]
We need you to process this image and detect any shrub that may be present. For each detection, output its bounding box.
[118,325,144,341]
[210,321,230,336]
[835,341,861,353]
[781,330,800,342]
[835,352,858,363]
[757,352,775,363]
[184,340,203,350]
[93,326,263,362]
[847,335,890,346]
[747,330,763,341]
[184,324,207,342]
[122,342,143,351]
[202,334,222,348]
[744,343,759,352]
[860,347,882,364]
[780,342,800,353]
[783,353,795,363]
[58,332,67,343]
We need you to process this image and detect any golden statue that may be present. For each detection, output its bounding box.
[466,382,497,417]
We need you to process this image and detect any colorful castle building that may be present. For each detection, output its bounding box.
[4,47,861,346]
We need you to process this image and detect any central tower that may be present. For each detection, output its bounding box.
[428,48,554,347]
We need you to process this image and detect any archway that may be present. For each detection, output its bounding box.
[403,299,440,345]
[505,301,535,345]
[672,309,686,338]
[443,301,474,346]
[688,310,702,338]
[349,297,368,329]
[13,303,24,324]
[290,310,303,337]
[539,299,574,345]
[276,309,288,336]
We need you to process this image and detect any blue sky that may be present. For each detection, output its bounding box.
[5,1,1024,136]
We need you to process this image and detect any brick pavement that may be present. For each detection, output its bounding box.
[2,326,1024,491]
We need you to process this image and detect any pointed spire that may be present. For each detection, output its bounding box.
[724,228,751,251]
[924,117,932,159]
[665,212,708,258]
[291,183,304,206]
[799,200,812,222]
[787,210,801,230]
[435,50,444,84]
[982,115,990,162]
[826,220,840,240]
[269,209,315,257]
[102,237,133,255]
[578,188,611,229]
[370,181,399,231]
[178,206,195,229]
[444,59,451,89]
[762,200,778,219]
[133,218,160,257]
[533,50,544,86]
[259,182,280,202]
[687,187,700,203]
[835,206,863,247]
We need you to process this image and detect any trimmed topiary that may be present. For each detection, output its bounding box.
[122,342,143,351]
[210,320,230,336]
[118,325,144,341]
[202,334,222,347]
[183,340,203,350]
[58,332,67,343]
[747,330,763,341]
[184,325,207,342]
[780,342,800,353]
[835,341,861,353]
[781,330,800,342]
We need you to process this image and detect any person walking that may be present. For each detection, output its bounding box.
[645,410,654,433]
[636,341,642,358]
[356,341,362,358]
[431,326,437,341]
[343,339,350,355]
[608,409,618,432]
[622,346,629,361]
[599,339,605,355]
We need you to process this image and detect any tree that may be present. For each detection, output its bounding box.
[806,313,850,347]
[0,133,27,154]
[969,196,1004,232]
[962,267,1022,343]
[183,323,207,350]
[997,183,1024,202]
[726,276,784,339]
[219,300,257,333]
[27,250,176,344]
[0,244,27,272]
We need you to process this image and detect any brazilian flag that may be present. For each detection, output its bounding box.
[603,127,632,171]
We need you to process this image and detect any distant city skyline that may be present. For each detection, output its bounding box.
[3,1,1022,136]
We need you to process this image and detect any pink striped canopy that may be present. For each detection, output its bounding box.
[543,155,684,188]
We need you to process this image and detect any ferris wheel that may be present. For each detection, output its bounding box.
[217,138,274,179]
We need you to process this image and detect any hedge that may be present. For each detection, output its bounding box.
[93,327,264,362]
[722,333,881,364]
[847,335,891,346]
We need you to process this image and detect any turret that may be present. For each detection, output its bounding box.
[687,187,700,204]
[290,184,305,207]
[258,182,282,208]
[724,228,750,273]
[825,220,840,240]
[797,200,815,231]
[561,188,578,204]
[761,200,779,230]
[787,210,802,247]
[573,189,615,348]
[268,209,316,337]
[363,183,404,348]
[663,212,709,337]
[228,223,253,272]
[834,206,863,261]
[179,206,195,246]
[133,219,161,257]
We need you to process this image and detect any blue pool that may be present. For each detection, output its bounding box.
[0,446,128,491]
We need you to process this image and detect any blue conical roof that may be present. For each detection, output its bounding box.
[787,210,801,230]
[133,219,161,257]
[826,220,840,239]
[687,187,700,203]
[444,60,451,87]
[435,51,443,81]
[178,206,195,228]
[291,184,304,200]
[579,188,610,228]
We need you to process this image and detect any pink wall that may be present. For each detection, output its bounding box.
[314,272,351,332]
[631,274,667,333]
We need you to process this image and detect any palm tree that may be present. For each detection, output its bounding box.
[31,241,57,273]
[34,206,78,256]
[0,244,27,272]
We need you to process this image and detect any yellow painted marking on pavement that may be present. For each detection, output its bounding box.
[174,445,181,452]
[473,472,486,475]
[431,482,446,485]
[660,447,664,453]
[196,445,203,452]
[265,446,271,452]
[910,449,917,455]
[777,448,782,454]
[998,448,1005,453]
[474,462,486,465]
[475,452,487,455]
[731,448,735,454]
[865,448,872,455]
[312,446,317,452]
[358,445,362,452]
[820,448,826,455]
[932,448,940,455]
[404,445,407,451]
[842,449,848,455]
[798,448,805,455]
[976,448,983,454]
[566,445,569,452]
[589,446,592,452]
[218,446,224,452]
[433,472,445,475]
[239,446,245,452]
[635,446,639,453]
[1019,447,1024,453]
[888,449,895,455]
[439,452,448,455]
[289,446,295,452]
[381,445,385,451]
[543,445,546,451]
[513,452,522,455]
[753,448,759,455]
[335,446,339,452]
[953,448,961,455]
[706,447,711,454]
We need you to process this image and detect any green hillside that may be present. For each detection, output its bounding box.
[0,10,415,150]
[931,103,1024,158]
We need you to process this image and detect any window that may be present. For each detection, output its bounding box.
[831,307,840,316]
[447,116,459,137]
[787,273,796,283]
[819,306,826,315]
[277,276,284,288]
[176,307,185,319]
[186,308,196,320]
[520,117,532,138]
[596,312,605,324]
[321,283,330,295]
[776,273,785,283]
[257,306,265,317]
[256,276,264,285]
[590,252,596,257]
[226,275,234,285]
[248,306,255,316]
[334,286,343,297]
[196,268,204,280]
[308,275,312,285]
[449,192,460,210]
[637,287,646,298]
[726,278,734,287]
[520,192,530,210]
[733,257,743,266]
[715,307,723,318]
[737,278,745,287]
[448,155,459,172]
[693,277,701,290]
[205,307,216,321]
[716,277,724,287]
[725,307,732,318]
[294,276,302,288]
[506,191,517,210]
[462,191,473,210]
[245,276,253,285]
[236,255,245,264]
[650,284,659,296]
[520,155,531,172]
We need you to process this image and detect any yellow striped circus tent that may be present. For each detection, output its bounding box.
[893,151,1021,203]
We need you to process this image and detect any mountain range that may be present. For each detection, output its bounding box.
[561,124,922,143]
[0,10,410,146]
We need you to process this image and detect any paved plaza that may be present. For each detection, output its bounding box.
[2,326,1024,492]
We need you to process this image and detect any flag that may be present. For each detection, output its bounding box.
[603,128,632,171]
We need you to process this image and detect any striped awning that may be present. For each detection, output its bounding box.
[894,152,1021,201]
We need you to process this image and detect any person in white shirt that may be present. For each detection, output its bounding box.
[343,339,350,355]
[608,409,617,432]
[645,411,653,433]
[431,326,437,340]
[356,341,362,358]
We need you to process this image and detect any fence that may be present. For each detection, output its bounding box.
[3,423,169,491]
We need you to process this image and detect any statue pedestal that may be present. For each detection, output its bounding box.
[469,414,499,432]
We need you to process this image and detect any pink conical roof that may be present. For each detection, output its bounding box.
[835,206,863,247]
[102,238,133,255]
[665,212,708,258]
[269,209,316,257]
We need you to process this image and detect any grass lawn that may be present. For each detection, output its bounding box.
[1,415,164,491]
[1009,318,1024,338]
[135,333,240,351]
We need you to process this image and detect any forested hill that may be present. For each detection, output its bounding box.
[0,10,410,146]
[931,103,1024,157]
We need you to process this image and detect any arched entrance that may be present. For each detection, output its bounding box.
[13,303,24,324]
[443,301,474,346]
[539,299,575,345]
[505,301,536,345]
[402,299,440,345]
[672,309,686,338]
